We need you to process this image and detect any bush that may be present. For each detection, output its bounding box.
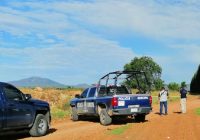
[168,82,180,91]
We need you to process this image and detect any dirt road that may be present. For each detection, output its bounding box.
[1,95,200,140]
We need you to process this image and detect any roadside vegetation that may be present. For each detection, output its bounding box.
[20,88,82,121]
[151,90,180,105]
[195,108,200,116]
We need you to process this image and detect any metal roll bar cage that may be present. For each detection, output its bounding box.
[97,70,151,93]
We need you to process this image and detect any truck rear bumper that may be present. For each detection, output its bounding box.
[109,107,152,116]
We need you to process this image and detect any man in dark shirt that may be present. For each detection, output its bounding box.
[180,86,187,113]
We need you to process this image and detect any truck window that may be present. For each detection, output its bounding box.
[88,87,96,98]
[81,88,89,98]
[98,86,129,96]
[3,85,24,101]
[115,86,129,95]
[98,87,107,97]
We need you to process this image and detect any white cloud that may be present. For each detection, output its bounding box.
[1,0,200,40]
[0,32,136,84]
[45,0,200,40]
[0,4,77,37]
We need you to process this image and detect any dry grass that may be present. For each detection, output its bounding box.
[21,88,82,107]
[150,90,180,96]
[20,88,83,120]
[151,90,184,105]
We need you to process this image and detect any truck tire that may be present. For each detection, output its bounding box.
[71,107,79,121]
[29,114,48,137]
[135,114,146,122]
[99,109,112,125]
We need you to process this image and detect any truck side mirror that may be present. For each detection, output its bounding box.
[25,94,32,100]
[75,94,80,98]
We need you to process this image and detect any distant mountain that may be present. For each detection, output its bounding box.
[73,83,91,89]
[9,77,67,88]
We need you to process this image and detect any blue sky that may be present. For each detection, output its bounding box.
[0,0,200,85]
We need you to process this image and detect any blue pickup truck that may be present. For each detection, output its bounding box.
[0,82,51,136]
[70,71,152,125]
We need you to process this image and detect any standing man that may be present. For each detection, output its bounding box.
[158,87,169,115]
[180,86,188,113]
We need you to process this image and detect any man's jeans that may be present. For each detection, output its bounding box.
[160,101,168,115]
[181,98,186,113]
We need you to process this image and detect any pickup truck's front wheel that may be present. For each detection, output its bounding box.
[29,114,49,137]
[71,107,79,121]
[100,109,112,125]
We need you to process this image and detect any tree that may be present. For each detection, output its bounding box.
[154,79,165,90]
[124,56,162,90]
[168,82,180,91]
[181,81,186,88]
[190,65,200,93]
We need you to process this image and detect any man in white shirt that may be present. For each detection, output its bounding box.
[158,87,169,115]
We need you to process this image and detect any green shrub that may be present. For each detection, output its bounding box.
[51,108,69,119]
[168,82,180,91]
[109,125,130,135]
[196,108,200,116]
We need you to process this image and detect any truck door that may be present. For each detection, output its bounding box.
[76,88,89,114]
[85,87,96,114]
[2,84,34,128]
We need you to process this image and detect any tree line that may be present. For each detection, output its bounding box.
[124,56,199,93]
[190,65,200,93]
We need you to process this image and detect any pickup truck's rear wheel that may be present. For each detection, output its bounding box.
[135,114,146,122]
[71,107,79,121]
[99,109,112,125]
[29,114,48,137]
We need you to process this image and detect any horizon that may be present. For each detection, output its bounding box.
[7,76,90,86]
[0,1,200,85]
[7,76,190,86]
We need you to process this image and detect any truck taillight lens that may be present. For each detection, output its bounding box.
[112,97,118,107]
[149,96,152,105]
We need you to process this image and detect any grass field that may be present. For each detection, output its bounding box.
[151,90,180,105]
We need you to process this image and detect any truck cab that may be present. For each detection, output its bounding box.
[0,82,51,137]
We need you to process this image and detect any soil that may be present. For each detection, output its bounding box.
[1,95,200,140]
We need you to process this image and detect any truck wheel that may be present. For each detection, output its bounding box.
[135,114,146,122]
[71,107,79,121]
[99,109,112,125]
[29,114,48,137]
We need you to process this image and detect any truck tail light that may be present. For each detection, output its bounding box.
[112,97,118,107]
[149,96,152,105]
